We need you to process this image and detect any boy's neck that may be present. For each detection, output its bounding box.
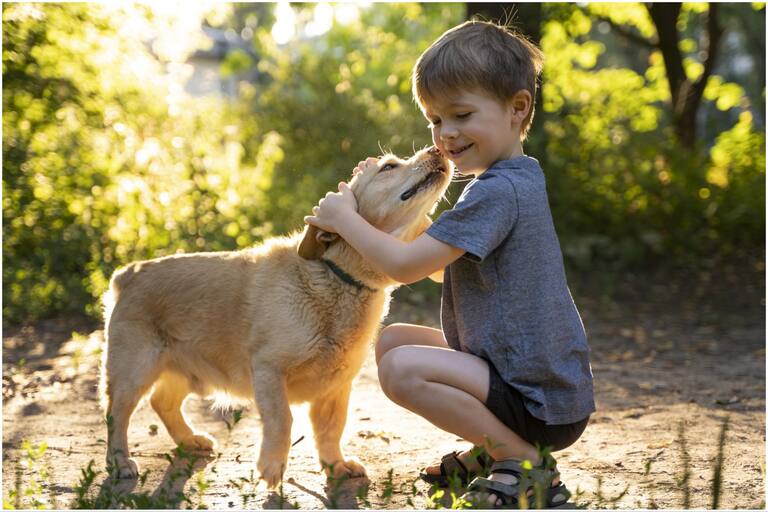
[473,143,525,177]
[506,142,524,160]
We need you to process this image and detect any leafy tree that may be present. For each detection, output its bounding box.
[230,3,464,234]
[2,2,763,324]
[2,4,266,323]
[539,3,764,268]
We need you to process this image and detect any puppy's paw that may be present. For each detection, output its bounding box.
[326,458,367,480]
[257,457,286,489]
[179,433,216,452]
[110,457,139,479]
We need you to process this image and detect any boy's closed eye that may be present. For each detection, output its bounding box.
[427,112,472,127]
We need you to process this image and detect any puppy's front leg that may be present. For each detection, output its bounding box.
[309,383,366,480]
[251,365,293,488]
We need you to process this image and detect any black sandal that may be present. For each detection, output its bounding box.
[419,447,494,487]
[461,457,571,509]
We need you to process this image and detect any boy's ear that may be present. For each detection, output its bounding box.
[512,90,532,119]
[297,225,339,260]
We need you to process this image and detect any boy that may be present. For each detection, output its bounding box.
[305,20,594,508]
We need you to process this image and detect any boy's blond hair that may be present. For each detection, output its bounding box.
[412,20,544,140]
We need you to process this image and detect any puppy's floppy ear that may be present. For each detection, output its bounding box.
[297,225,339,260]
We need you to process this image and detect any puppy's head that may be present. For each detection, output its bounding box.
[299,146,452,259]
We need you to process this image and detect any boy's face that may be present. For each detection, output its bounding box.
[423,89,521,175]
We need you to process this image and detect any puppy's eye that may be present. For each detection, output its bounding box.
[380,163,398,172]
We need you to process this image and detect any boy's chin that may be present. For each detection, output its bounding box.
[453,163,480,175]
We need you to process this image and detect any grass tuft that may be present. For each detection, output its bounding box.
[710,416,729,510]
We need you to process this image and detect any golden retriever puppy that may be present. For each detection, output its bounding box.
[100,146,451,487]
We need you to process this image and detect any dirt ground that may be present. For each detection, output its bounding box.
[2,270,765,509]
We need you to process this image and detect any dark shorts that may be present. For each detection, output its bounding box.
[485,362,589,452]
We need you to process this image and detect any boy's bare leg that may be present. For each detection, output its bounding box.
[375,323,449,364]
[377,325,507,473]
[376,325,488,473]
[378,345,557,505]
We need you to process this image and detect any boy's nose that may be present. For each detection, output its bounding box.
[439,125,459,140]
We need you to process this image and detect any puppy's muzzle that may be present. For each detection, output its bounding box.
[400,148,449,201]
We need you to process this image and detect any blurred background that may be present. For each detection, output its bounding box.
[3,2,765,325]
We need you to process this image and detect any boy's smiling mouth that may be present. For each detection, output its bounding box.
[447,143,473,157]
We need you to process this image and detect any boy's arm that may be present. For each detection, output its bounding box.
[327,211,463,284]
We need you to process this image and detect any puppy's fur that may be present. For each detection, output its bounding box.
[100,147,451,486]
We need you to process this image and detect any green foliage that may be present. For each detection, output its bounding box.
[237,3,463,234]
[3,4,270,324]
[3,441,55,510]
[541,4,765,271]
[71,448,212,509]
[2,2,764,324]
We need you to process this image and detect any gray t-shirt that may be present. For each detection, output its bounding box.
[426,156,595,425]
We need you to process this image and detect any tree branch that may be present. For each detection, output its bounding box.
[694,3,723,92]
[591,13,657,50]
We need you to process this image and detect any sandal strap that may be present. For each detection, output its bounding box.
[490,458,560,488]
[466,476,520,496]
[463,478,571,509]
[468,446,495,469]
[440,451,468,477]
[490,459,525,474]
[547,483,572,507]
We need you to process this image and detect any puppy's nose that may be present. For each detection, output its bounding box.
[427,146,441,156]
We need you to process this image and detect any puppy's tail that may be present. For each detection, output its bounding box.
[100,262,139,412]
[102,263,139,323]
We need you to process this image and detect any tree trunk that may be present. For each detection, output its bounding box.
[647,3,723,148]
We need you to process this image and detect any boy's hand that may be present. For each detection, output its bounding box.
[304,182,358,234]
[352,157,379,176]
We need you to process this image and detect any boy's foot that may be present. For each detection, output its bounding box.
[420,447,493,487]
[462,458,570,509]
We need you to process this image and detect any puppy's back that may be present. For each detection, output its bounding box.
[105,252,251,336]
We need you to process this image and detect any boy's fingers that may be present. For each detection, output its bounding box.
[304,215,316,225]
[312,206,319,214]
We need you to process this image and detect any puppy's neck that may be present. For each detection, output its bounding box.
[323,240,395,290]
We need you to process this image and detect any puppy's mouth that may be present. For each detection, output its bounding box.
[400,166,446,201]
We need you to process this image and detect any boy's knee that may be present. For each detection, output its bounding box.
[375,324,406,364]
[378,347,419,404]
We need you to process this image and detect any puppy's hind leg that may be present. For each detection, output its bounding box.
[103,321,163,479]
[150,372,215,451]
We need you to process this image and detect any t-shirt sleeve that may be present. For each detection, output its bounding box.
[426,174,519,262]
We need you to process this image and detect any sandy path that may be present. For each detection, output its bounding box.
[3,285,765,509]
